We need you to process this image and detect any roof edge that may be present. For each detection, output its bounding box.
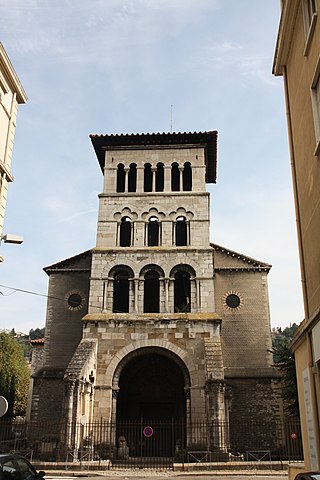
[211,242,272,269]
[43,249,93,274]
[0,43,27,103]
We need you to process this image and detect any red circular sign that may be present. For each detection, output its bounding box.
[291,432,297,440]
[143,426,153,437]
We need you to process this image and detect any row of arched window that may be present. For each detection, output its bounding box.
[108,265,194,314]
[116,162,192,193]
[119,216,188,247]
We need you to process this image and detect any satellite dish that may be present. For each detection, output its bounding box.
[0,396,8,418]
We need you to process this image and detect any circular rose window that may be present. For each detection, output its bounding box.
[224,291,242,311]
[65,290,86,311]
[226,294,240,309]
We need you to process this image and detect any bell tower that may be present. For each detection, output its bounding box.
[85,131,225,429]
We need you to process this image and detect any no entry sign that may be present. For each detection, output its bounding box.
[143,425,154,437]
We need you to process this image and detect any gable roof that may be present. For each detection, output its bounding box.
[211,243,271,271]
[43,250,92,275]
[90,130,218,183]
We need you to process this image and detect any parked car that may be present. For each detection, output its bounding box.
[0,454,45,480]
[294,473,320,480]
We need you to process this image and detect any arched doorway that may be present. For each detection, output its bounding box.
[114,348,189,457]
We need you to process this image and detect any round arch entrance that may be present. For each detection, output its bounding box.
[116,348,188,422]
[113,347,190,458]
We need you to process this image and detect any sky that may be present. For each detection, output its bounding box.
[0,0,304,334]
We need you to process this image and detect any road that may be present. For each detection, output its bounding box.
[46,472,288,480]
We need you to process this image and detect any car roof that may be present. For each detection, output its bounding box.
[0,454,29,460]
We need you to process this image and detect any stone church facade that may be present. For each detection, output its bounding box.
[30,131,280,458]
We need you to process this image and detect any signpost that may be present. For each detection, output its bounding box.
[0,396,8,418]
[143,425,153,438]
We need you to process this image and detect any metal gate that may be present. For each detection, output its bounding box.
[113,420,185,468]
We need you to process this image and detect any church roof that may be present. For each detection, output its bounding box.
[43,249,92,274]
[211,243,271,271]
[90,130,218,183]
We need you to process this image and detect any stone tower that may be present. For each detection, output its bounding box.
[30,131,280,460]
[84,131,224,428]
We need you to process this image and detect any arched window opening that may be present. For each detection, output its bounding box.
[171,163,180,191]
[144,270,160,313]
[113,270,130,313]
[155,163,164,192]
[174,271,191,312]
[144,163,152,192]
[128,163,137,192]
[176,216,187,246]
[183,162,192,191]
[148,216,159,246]
[119,217,132,247]
[116,164,125,193]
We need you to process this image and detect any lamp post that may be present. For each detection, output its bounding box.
[0,233,24,262]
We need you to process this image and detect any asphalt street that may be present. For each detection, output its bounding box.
[46,472,287,480]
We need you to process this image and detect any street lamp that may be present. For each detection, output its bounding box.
[0,233,24,244]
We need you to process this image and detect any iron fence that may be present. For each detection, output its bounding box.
[0,418,303,468]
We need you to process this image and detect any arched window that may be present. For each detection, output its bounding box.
[155,163,164,192]
[144,270,160,312]
[116,164,125,193]
[148,216,159,246]
[128,163,137,192]
[174,271,191,312]
[171,162,180,191]
[113,269,130,313]
[176,216,187,246]
[144,163,152,192]
[119,217,132,247]
[183,162,192,191]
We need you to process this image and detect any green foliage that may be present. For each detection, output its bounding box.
[0,332,30,418]
[272,324,299,417]
[29,327,45,340]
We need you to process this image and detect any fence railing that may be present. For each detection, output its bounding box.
[0,418,303,468]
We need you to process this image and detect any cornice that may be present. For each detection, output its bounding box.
[273,0,300,76]
[0,43,27,103]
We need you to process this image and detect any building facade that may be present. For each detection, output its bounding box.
[0,43,26,259]
[273,0,320,474]
[30,131,280,460]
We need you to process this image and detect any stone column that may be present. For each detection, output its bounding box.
[195,279,201,311]
[205,380,227,454]
[124,167,129,192]
[164,278,169,312]
[65,381,75,450]
[151,166,156,192]
[179,166,184,191]
[164,165,171,191]
[134,278,139,312]
[136,166,144,192]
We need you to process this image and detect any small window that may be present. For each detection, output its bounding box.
[174,271,191,312]
[148,216,159,246]
[116,164,125,193]
[128,163,137,192]
[144,163,152,192]
[176,216,187,246]
[155,163,164,192]
[183,162,192,191]
[120,216,132,247]
[144,270,160,313]
[171,163,180,191]
[113,270,130,313]
[302,0,317,53]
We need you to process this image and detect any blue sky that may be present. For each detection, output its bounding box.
[0,0,304,333]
